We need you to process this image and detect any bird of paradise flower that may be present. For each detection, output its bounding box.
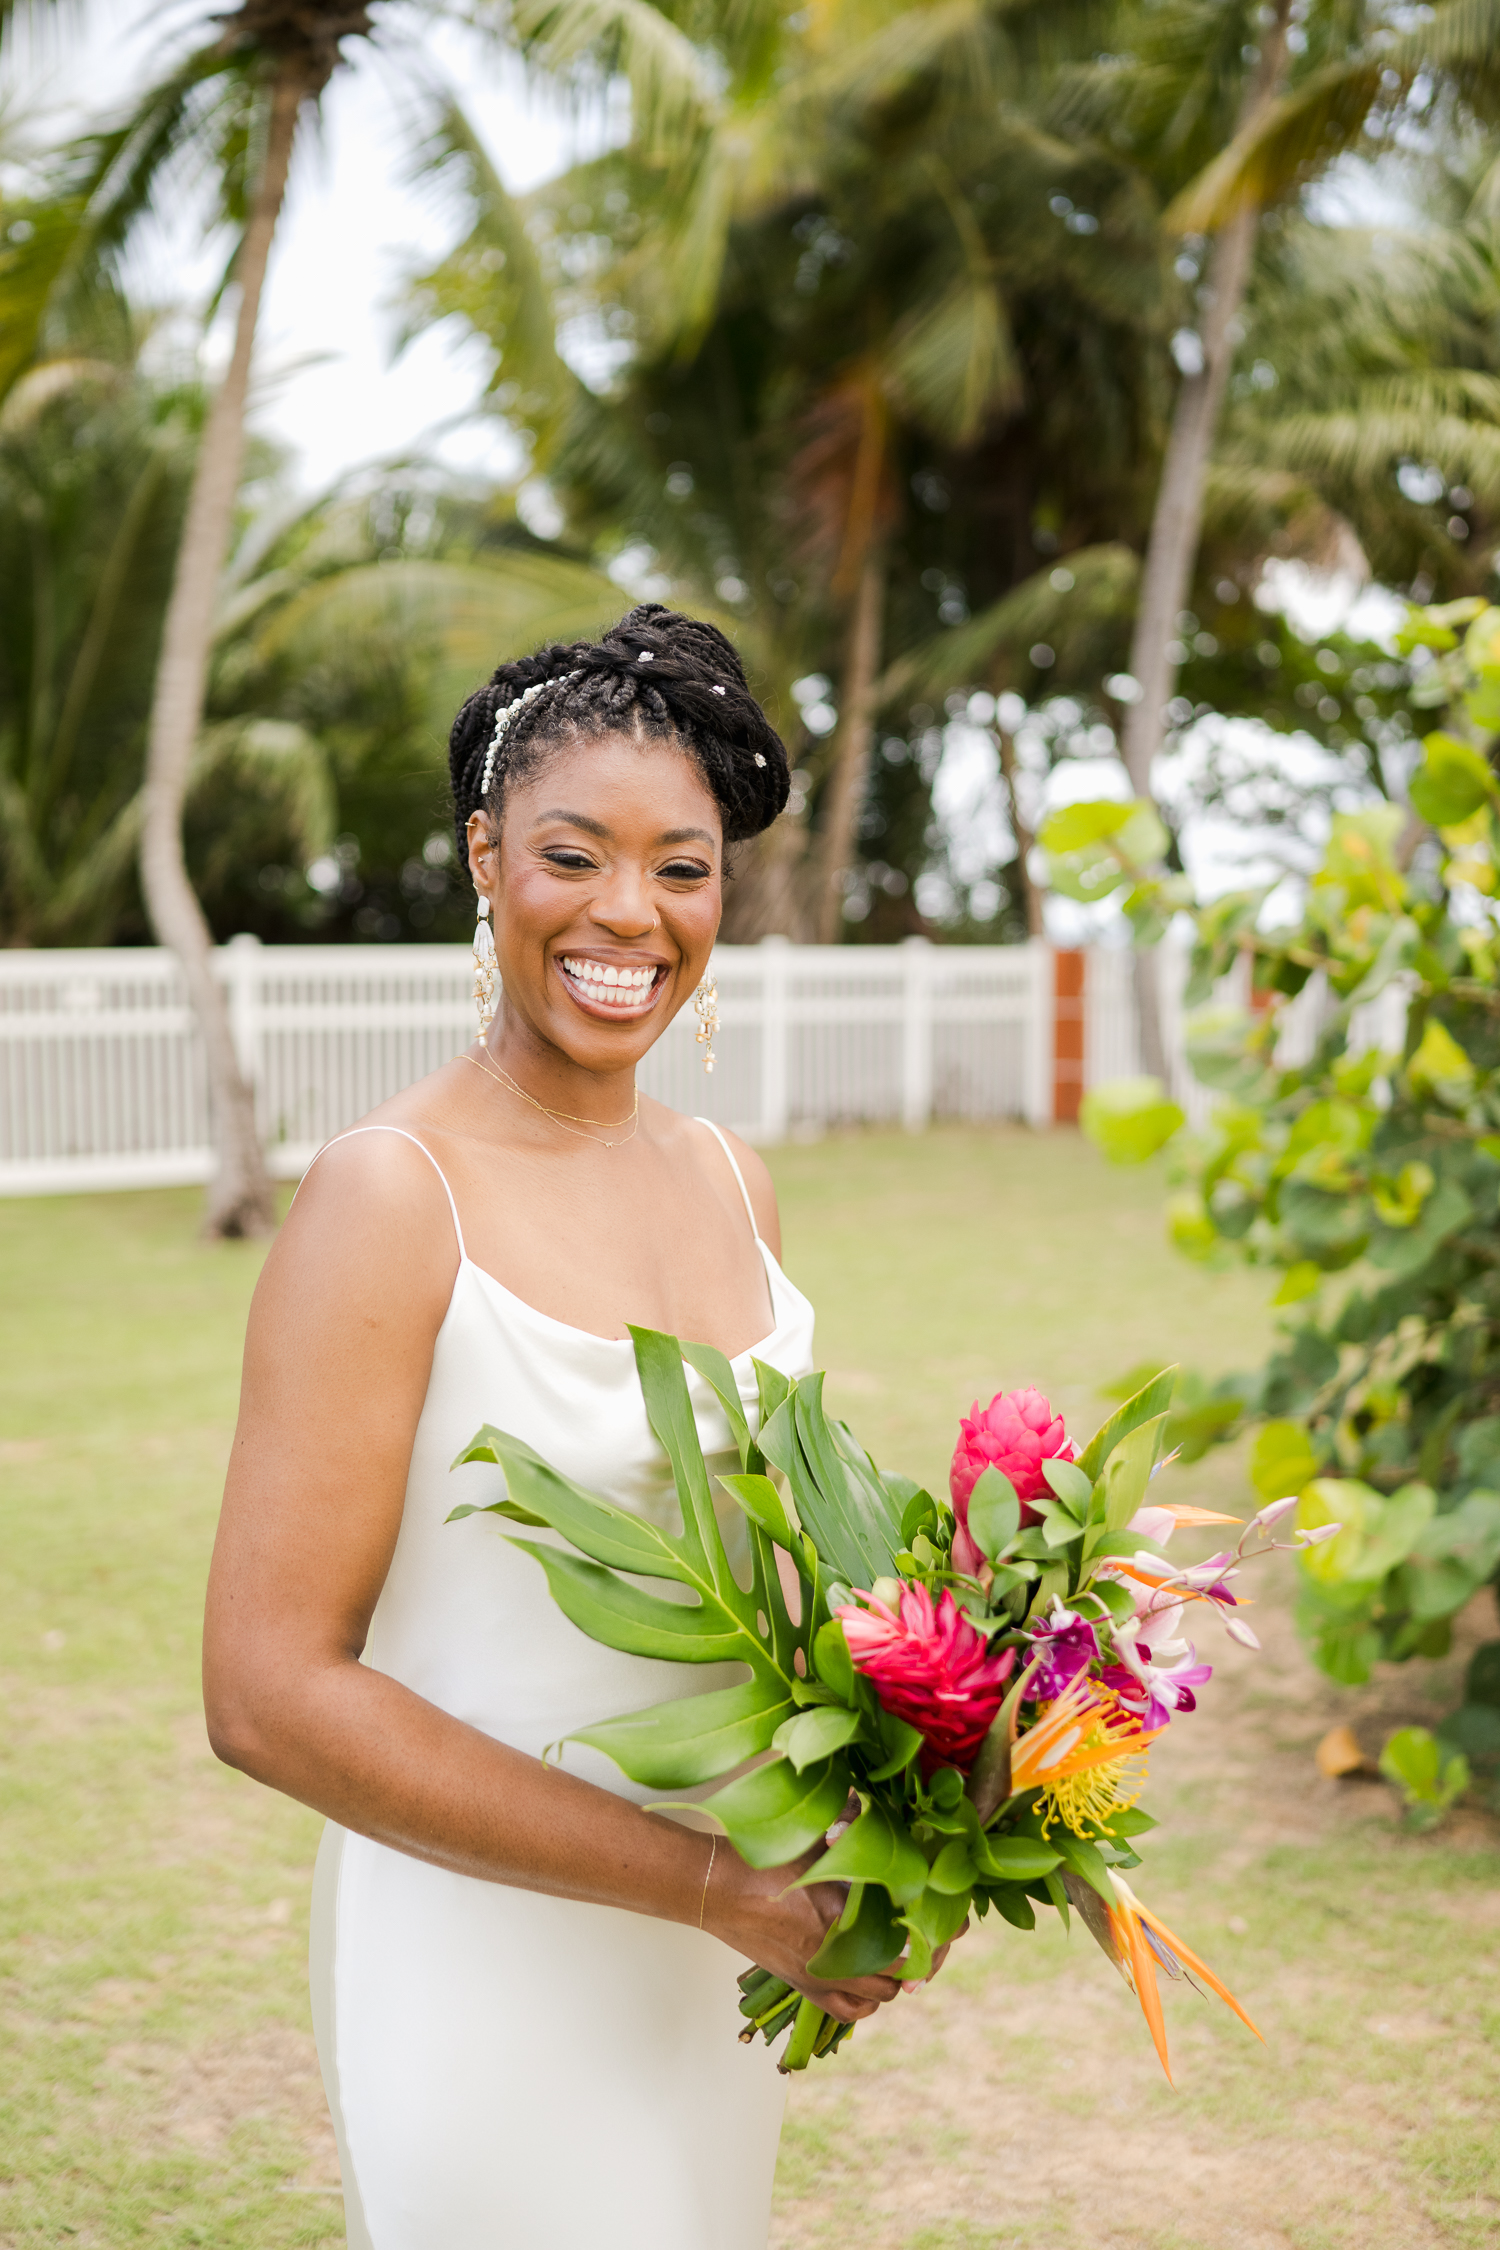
[1064,1868,1264,2082]
[1007,1672,1262,2081]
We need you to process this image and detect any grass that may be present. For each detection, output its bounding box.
[0,1128,1496,2250]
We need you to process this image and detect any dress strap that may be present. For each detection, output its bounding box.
[695,1117,759,1242]
[302,1126,467,1262]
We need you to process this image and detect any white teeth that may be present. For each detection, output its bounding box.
[560,958,657,1007]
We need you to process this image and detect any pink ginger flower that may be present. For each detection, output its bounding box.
[837,1584,1016,1775]
[949,1387,1079,1570]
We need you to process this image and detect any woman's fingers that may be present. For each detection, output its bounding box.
[899,1917,971,1992]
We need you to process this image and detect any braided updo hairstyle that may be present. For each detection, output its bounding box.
[448,603,789,873]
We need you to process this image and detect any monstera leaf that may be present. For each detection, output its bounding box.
[450,1327,881,1866]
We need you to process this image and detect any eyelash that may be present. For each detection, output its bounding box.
[541,850,710,882]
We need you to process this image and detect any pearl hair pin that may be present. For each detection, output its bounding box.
[480,670,582,800]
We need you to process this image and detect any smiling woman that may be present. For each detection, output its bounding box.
[200,606,944,2250]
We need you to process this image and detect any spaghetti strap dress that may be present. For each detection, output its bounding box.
[304,1118,816,2250]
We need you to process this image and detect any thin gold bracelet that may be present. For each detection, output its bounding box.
[698,1833,718,1930]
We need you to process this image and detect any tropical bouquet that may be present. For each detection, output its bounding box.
[452,1335,1336,2076]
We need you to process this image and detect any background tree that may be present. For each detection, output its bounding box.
[415,0,1498,950]
[9,0,1499,1004]
[0,247,622,952]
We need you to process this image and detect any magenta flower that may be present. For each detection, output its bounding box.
[950,1388,1080,1552]
[1099,1609,1212,1731]
[1024,1604,1099,1700]
[837,1584,1016,1775]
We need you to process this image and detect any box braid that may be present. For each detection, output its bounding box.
[448,604,789,873]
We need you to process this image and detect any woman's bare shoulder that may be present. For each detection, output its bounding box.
[715,1125,776,1212]
[652,1103,781,1253]
[257,1107,465,1330]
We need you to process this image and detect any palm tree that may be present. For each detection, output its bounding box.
[4,4,382,1230]
[1095,0,1499,1063]
[0,299,196,943]
[424,0,1136,935]
[411,0,1500,958]
[3,0,612,1229]
[0,283,624,949]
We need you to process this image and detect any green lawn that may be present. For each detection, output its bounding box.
[1,1129,1495,2249]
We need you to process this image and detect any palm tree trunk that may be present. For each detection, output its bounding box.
[1120,0,1292,1078]
[997,725,1042,938]
[816,544,886,945]
[138,68,304,1238]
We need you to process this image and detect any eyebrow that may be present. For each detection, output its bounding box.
[536,810,717,850]
[537,809,610,838]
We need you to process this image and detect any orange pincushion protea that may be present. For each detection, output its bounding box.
[1009,1671,1159,1792]
[1003,1672,1159,1834]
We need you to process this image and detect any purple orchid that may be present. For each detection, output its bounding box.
[1025,1603,1100,1700]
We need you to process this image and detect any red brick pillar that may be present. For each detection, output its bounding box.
[1053,948,1086,1124]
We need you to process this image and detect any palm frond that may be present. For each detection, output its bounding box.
[56,43,247,295]
[648,119,745,353]
[252,552,625,732]
[880,158,1022,444]
[0,191,89,401]
[0,352,120,428]
[1255,402,1500,500]
[1165,56,1385,230]
[31,785,144,941]
[791,0,997,123]
[1168,0,1500,234]
[400,96,575,434]
[882,274,1020,445]
[889,542,1140,699]
[508,0,719,163]
[193,717,336,861]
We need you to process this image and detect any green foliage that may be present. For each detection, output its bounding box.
[1079,1077,1186,1166]
[455,1343,1192,2064]
[0,333,198,942]
[401,0,1500,943]
[1077,597,1500,1740]
[0,305,622,945]
[1378,1726,1471,1831]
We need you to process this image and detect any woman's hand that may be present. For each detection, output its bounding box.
[704,1841,966,2024]
[706,1845,899,2022]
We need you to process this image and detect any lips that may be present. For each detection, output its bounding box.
[557,954,667,1014]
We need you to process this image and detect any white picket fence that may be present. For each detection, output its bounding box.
[0,935,1196,1196]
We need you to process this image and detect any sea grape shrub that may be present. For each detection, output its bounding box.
[1056,599,1500,1774]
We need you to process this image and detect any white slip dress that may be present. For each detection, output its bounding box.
[304,1119,816,2250]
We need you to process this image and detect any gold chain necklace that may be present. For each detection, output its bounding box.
[464,1048,641,1147]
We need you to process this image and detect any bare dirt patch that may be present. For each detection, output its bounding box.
[100,2022,340,2187]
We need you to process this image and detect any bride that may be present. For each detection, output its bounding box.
[202,604,956,2249]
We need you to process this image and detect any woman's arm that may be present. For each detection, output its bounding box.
[202,1133,902,2021]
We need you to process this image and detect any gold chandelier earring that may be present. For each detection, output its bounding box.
[693,968,719,1074]
[472,894,498,1038]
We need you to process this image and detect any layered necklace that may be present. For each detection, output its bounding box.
[464,1045,641,1148]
